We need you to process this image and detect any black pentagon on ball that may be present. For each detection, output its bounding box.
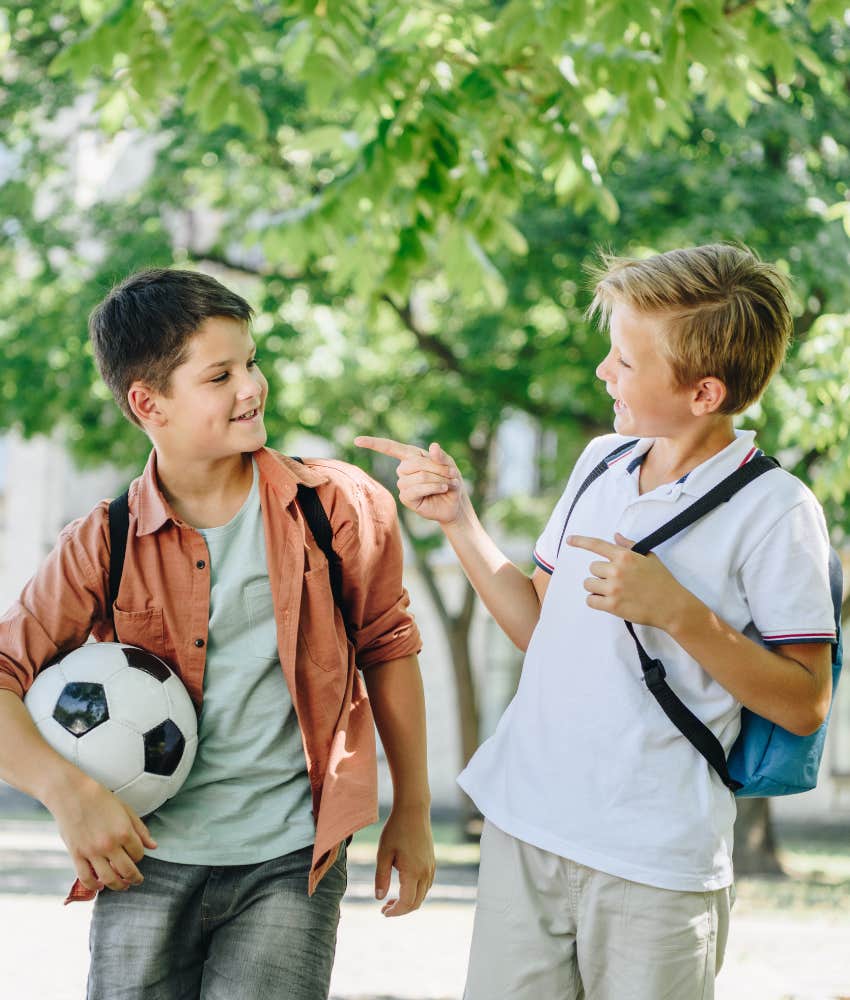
[53,682,109,737]
[143,719,185,776]
[123,646,171,682]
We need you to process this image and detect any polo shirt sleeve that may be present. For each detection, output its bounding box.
[323,466,422,669]
[739,496,836,646]
[0,504,111,698]
[533,435,622,576]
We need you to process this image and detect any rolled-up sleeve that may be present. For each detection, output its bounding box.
[0,505,110,698]
[323,468,422,669]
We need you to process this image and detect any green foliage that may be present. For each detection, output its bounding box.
[1,0,849,538]
[773,313,850,526]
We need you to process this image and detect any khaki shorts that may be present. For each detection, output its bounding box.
[464,821,731,1000]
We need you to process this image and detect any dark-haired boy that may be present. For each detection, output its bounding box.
[0,269,435,1000]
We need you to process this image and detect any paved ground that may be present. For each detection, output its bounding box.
[1,787,849,999]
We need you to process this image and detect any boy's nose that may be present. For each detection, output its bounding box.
[237,370,265,397]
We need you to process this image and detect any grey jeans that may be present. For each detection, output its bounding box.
[87,843,346,1000]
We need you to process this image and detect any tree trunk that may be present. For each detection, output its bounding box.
[447,615,480,773]
[732,798,784,876]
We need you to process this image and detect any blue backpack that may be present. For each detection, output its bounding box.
[558,440,843,797]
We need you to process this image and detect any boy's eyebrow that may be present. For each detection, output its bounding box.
[199,346,257,372]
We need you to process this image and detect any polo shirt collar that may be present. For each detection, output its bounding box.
[610,429,759,500]
[133,447,329,536]
[676,429,759,498]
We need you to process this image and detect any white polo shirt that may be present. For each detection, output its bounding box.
[458,430,835,891]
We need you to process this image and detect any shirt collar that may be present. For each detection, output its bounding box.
[609,430,760,499]
[133,447,329,536]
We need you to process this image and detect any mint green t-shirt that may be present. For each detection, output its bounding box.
[147,462,315,864]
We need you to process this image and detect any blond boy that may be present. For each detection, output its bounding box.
[358,245,835,999]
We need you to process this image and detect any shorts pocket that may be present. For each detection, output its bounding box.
[474,822,513,913]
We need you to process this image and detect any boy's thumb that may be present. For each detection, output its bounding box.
[374,851,392,900]
[132,813,158,849]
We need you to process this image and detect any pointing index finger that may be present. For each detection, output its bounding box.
[354,436,426,461]
[566,535,620,558]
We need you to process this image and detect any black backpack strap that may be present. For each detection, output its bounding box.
[556,440,639,559]
[107,490,130,613]
[624,620,741,791]
[631,455,778,555]
[291,458,349,635]
[625,455,779,791]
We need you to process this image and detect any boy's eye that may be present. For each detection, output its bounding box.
[617,356,631,368]
[211,372,229,383]
[248,354,259,367]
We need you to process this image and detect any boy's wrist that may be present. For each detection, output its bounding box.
[390,793,432,813]
[442,492,477,538]
[39,759,97,814]
[663,587,708,641]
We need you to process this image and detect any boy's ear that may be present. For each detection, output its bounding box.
[690,376,727,416]
[127,381,167,427]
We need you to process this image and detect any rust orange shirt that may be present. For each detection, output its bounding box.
[0,448,421,900]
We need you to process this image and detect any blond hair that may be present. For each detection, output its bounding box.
[587,244,792,414]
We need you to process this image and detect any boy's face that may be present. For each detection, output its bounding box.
[148,316,268,461]
[595,302,695,439]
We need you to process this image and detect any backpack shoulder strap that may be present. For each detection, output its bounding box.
[291,458,348,631]
[631,455,778,556]
[107,490,130,612]
[555,439,640,558]
[625,454,781,792]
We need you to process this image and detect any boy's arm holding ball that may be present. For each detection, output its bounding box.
[0,690,154,892]
[0,515,156,893]
[567,532,832,736]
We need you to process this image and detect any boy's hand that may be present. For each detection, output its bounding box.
[374,804,435,917]
[354,437,464,525]
[567,532,692,630]
[46,771,157,892]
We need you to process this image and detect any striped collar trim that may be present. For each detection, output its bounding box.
[608,431,761,496]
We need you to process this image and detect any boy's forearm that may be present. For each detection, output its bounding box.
[665,594,832,735]
[442,495,541,651]
[0,689,90,809]
[363,655,431,808]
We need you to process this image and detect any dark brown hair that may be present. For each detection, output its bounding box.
[89,268,253,425]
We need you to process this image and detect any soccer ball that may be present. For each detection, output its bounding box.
[25,643,198,817]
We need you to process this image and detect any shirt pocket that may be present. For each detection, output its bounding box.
[243,579,280,661]
[299,565,347,673]
[112,606,165,653]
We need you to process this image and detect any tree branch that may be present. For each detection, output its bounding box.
[397,509,454,633]
[195,251,272,278]
[381,294,466,375]
[724,0,760,16]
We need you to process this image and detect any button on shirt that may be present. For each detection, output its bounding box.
[0,448,421,901]
[458,430,835,892]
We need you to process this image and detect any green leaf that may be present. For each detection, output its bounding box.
[232,91,268,140]
[808,0,848,31]
[199,79,232,131]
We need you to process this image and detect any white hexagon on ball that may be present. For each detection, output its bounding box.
[24,642,198,817]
